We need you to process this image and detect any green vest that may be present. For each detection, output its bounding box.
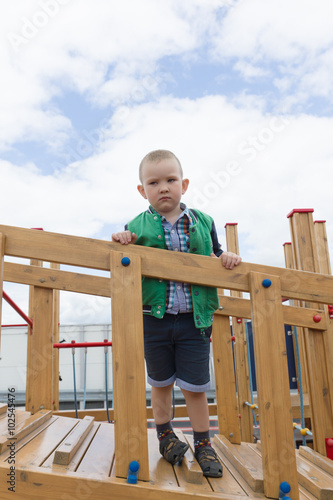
[127,209,220,329]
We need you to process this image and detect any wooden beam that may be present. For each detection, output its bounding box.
[25,259,43,412]
[0,409,52,454]
[53,416,95,465]
[225,223,252,443]
[25,286,54,414]
[4,262,110,297]
[212,315,241,444]
[283,241,309,394]
[0,233,5,351]
[289,211,333,455]
[1,224,333,304]
[110,250,149,481]
[51,263,60,412]
[217,295,327,330]
[249,272,299,500]
[53,403,219,421]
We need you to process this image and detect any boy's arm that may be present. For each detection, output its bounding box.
[111,230,137,245]
[218,251,242,270]
[210,220,241,270]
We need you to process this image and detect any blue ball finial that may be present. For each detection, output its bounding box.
[127,460,139,484]
[121,257,131,267]
[262,278,272,288]
[279,481,291,499]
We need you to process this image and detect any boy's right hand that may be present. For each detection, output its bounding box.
[111,231,137,245]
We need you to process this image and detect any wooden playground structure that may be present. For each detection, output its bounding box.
[0,208,333,500]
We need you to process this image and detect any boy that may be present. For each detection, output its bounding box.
[112,150,241,478]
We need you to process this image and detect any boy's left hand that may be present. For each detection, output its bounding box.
[210,251,242,270]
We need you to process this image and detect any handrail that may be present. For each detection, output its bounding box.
[2,291,33,331]
[1,223,333,304]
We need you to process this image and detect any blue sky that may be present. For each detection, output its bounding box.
[1,0,333,324]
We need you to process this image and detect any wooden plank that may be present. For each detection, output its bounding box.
[4,261,110,297]
[314,221,333,445]
[110,250,149,481]
[173,433,212,493]
[212,315,241,444]
[51,263,60,412]
[2,223,333,304]
[182,433,250,496]
[217,295,327,330]
[53,416,95,465]
[110,428,179,489]
[225,223,252,444]
[0,465,255,500]
[283,241,309,396]
[53,424,98,471]
[0,410,52,454]
[25,259,42,410]
[0,415,57,464]
[53,403,219,421]
[77,422,114,477]
[251,392,311,419]
[174,430,203,485]
[289,211,333,455]
[212,450,260,497]
[296,451,333,500]
[0,233,5,350]
[0,404,7,415]
[213,434,264,492]
[13,416,77,467]
[314,221,332,275]
[144,429,178,489]
[0,410,31,437]
[26,286,54,414]
[299,485,318,500]
[249,272,299,499]
[299,446,333,476]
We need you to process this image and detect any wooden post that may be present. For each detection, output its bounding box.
[225,223,252,442]
[283,242,309,394]
[51,262,60,411]
[0,233,5,352]
[25,286,54,414]
[314,219,332,275]
[288,209,333,455]
[313,219,333,432]
[110,250,149,481]
[212,314,241,444]
[25,259,42,412]
[249,272,298,500]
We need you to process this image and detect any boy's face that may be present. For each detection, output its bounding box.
[138,158,189,219]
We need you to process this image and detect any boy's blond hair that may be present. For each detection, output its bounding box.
[139,149,183,182]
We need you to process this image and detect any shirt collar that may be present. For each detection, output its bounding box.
[148,203,190,223]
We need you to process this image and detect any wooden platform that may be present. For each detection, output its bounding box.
[0,410,332,500]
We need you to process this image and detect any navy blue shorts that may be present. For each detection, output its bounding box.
[143,313,212,392]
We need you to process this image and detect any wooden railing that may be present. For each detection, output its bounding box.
[1,218,333,499]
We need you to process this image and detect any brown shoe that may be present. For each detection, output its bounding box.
[195,446,223,477]
[159,433,189,465]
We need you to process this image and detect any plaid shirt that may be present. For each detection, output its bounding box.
[148,203,194,314]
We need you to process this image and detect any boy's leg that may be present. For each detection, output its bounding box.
[151,384,174,424]
[181,389,210,431]
[152,384,189,464]
[182,388,223,478]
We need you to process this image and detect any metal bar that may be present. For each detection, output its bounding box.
[2,291,33,329]
[53,340,112,349]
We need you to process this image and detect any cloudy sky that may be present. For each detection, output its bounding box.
[1,0,333,325]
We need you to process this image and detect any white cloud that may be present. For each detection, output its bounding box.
[212,0,333,104]
[1,0,227,152]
